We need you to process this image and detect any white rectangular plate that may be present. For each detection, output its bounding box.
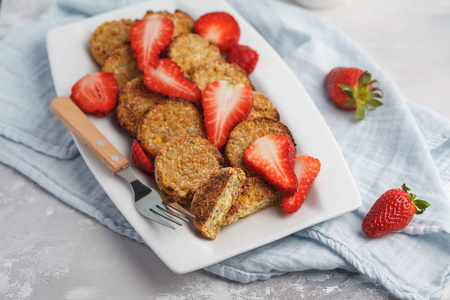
[47,0,361,274]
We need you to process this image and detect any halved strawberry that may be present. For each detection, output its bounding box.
[227,44,259,74]
[282,154,321,213]
[202,80,254,148]
[70,72,119,117]
[129,15,174,71]
[194,12,240,52]
[244,135,298,194]
[131,140,154,175]
[143,58,201,102]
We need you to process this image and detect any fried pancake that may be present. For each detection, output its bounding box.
[225,117,294,175]
[191,59,253,91]
[155,135,224,205]
[90,19,135,66]
[191,167,246,239]
[223,176,282,225]
[143,10,194,38]
[247,92,280,121]
[102,43,142,90]
[116,77,169,138]
[166,33,222,79]
[137,99,206,159]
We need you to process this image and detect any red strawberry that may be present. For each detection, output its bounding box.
[131,140,154,175]
[194,12,240,52]
[244,135,298,194]
[202,80,254,148]
[227,44,259,74]
[362,184,430,238]
[70,72,119,117]
[325,67,383,120]
[282,154,321,213]
[129,15,174,71]
[143,59,201,102]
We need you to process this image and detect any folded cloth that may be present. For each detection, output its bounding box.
[0,0,449,299]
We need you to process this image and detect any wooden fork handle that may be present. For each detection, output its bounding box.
[50,96,129,174]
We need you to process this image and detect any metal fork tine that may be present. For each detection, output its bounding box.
[164,203,196,219]
[147,212,177,230]
[151,209,183,227]
[157,205,189,223]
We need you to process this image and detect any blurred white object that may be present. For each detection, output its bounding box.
[293,0,347,9]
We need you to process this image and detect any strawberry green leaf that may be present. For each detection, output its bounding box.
[344,100,356,107]
[368,99,383,107]
[370,94,383,101]
[413,199,431,214]
[358,71,371,87]
[338,83,354,92]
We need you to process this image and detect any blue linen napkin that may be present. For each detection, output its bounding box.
[0,0,449,299]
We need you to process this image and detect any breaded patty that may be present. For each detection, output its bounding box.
[90,19,135,66]
[116,78,169,138]
[144,10,194,38]
[191,59,253,91]
[102,43,142,90]
[191,167,246,239]
[223,176,282,225]
[155,135,224,205]
[166,33,222,79]
[225,117,294,175]
[137,99,206,159]
[247,92,280,121]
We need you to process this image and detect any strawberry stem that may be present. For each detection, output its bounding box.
[338,71,383,120]
[401,183,431,215]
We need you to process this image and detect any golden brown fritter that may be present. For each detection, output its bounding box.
[137,99,206,159]
[143,10,194,38]
[191,59,253,91]
[223,176,282,225]
[191,167,246,239]
[155,135,224,205]
[166,33,222,79]
[102,43,142,90]
[247,92,280,121]
[116,77,169,138]
[90,19,135,66]
[225,117,294,175]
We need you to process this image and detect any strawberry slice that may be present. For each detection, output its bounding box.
[70,72,119,117]
[244,135,298,194]
[131,140,154,175]
[129,15,174,71]
[227,44,259,74]
[202,80,254,148]
[143,58,201,102]
[194,12,240,52]
[282,154,321,213]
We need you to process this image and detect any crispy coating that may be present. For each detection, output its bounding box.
[191,167,246,239]
[155,135,224,205]
[225,117,294,175]
[247,92,280,121]
[192,59,253,91]
[116,78,169,138]
[102,43,142,90]
[90,19,135,66]
[137,99,206,159]
[144,10,194,38]
[166,33,222,79]
[223,176,282,225]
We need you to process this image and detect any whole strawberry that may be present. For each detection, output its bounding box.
[362,184,430,238]
[325,67,383,120]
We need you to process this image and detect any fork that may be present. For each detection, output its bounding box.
[50,96,193,229]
